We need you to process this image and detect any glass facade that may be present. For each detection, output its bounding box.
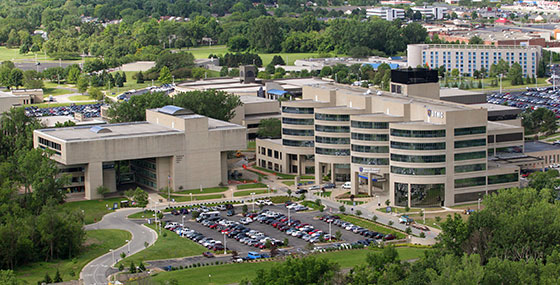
[315,147,350,156]
[454,151,486,161]
[282,128,314,136]
[351,121,389,129]
[454,138,486,148]
[390,129,446,138]
[488,173,518,185]
[454,190,496,203]
[410,184,444,207]
[315,125,350,133]
[315,113,350,121]
[282,139,314,147]
[394,183,408,207]
[391,166,446,175]
[455,126,486,136]
[352,133,389,141]
[282,117,314,125]
[351,156,389,165]
[316,136,350,144]
[351,144,389,153]
[282,106,314,114]
[455,176,486,188]
[454,163,486,173]
[390,141,446,150]
[496,145,523,155]
[390,153,446,163]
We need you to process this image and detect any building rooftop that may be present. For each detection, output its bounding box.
[472,103,522,113]
[487,121,521,131]
[439,88,484,97]
[524,141,560,153]
[238,95,275,104]
[352,112,402,118]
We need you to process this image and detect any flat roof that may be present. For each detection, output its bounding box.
[439,88,484,97]
[207,118,246,130]
[487,121,521,131]
[472,103,521,112]
[238,95,275,104]
[524,141,560,153]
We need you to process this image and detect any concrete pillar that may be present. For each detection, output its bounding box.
[331,163,335,183]
[85,162,103,200]
[156,157,172,190]
[407,183,411,208]
[368,173,373,195]
[220,152,228,185]
[297,154,302,176]
[314,162,322,185]
[350,171,358,195]
[102,168,117,194]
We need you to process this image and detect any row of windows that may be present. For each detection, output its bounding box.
[259,159,282,173]
[131,159,156,170]
[455,138,486,149]
[315,147,350,156]
[390,129,446,138]
[352,144,389,153]
[316,136,350,145]
[282,128,314,136]
[455,151,486,161]
[258,146,282,160]
[315,125,350,133]
[38,137,61,151]
[454,126,486,136]
[60,167,85,173]
[391,166,446,175]
[282,139,314,147]
[137,177,157,189]
[488,173,519,185]
[282,117,314,125]
[351,121,389,129]
[315,113,350,121]
[352,156,389,165]
[455,163,486,173]
[282,106,314,114]
[390,141,446,150]
[390,153,446,163]
[352,132,389,141]
[455,173,518,188]
[132,166,157,180]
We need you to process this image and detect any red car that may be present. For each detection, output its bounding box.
[203,251,214,258]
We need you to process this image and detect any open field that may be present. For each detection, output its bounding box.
[43,88,74,96]
[447,77,550,92]
[68,95,94,101]
[236,183,267,190]
[60,197,124,224]
[151,247,428,284]
[15,229,130,284]
[0,47,54,62]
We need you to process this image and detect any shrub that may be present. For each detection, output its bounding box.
[388,221,394,226]
[419,232,426,238]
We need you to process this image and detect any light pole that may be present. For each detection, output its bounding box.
[190,193,193,202]
[110,249,115,263]
[182,215,185,226]
[499,74,503,93]
[288,206,291,226]
[172,75,175,85]
[126,240,130,253]
[422,209,425,224]
[168,174,171,206]
[223,232,227,255]
[329,220,332,240]
[478,198,481,210]
[251,192,255,212]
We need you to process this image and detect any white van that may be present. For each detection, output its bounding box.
[199,211,220,219]
[342,182,351,189]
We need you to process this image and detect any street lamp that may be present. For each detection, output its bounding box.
[422,209,425,224]
[288,206,291,226]
[182,215,185,226]
[251,192,255,212]
[223,232,227,255]
[190,193,193,202]
[126,240,130,253]
[109,249,115,263]
[329,220,332,240]
[478,198,481,210]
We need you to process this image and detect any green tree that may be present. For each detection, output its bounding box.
[96,185,110,197]
[54,269,63,282]
[257,118,281,138]
[158,66,172,84]
[271,55,286,66]
[528,170,560,192]
[250,256,339,284]
[8,69,23,89]
[228,35,250,52]
[77,76,89,94]
[469,36,484,45]
[242,204,248,214]
[339,205,346,213]
[136,71,145,84]
[508,62,523,85]
[129,261,136,273]
[173,90,243,121]
[66,66,81,84]
[247,16,282,53]
[0,270,18,285]
[88,87,103,101]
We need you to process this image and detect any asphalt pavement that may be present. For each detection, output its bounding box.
[81,208,157,285]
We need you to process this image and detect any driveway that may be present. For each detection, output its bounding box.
[81,208,157,285]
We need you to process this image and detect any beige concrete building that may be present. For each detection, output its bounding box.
[257,69,524,207]
[407,44,542,77]
[0,89,43,114]
[34,106,246,200]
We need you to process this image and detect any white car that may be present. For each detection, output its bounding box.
[342,182,351,189]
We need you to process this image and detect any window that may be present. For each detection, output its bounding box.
[394,183,408,207]
[390,166,446,175]
[38,137,62,151]
[352,145,389,153]
[488,135,494,143]
[352,133,389,141]
[455,151,486,161]
[390,153,446,163]
[454,190,496,203]
[316,147,350,156]
[410,184,444,207]
[488,148,494,157]
[455,177,486,188]
[282,128,314,136]
[496,145,523,155]
[351,156,389,165]
[495,133,523,143]
[487,173,518,185]
[316,136,350,144]
[351,121,389,129]
[315,125,350,133]
[454,163,486,173]
[391,129,445,138]
[282,106,314,114]
[454,138,486,148]
[282,117,314,125]
[454,126,486,136]
[282,139,314,147]
[274,151,279,159]
[268,149,272,157]
[390,141,446,150]
[315,113,350,121]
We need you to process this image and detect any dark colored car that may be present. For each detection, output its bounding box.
[203,251,215,258]
[227,210,235,216]
[295,189,308,194]
[323,183,336,189]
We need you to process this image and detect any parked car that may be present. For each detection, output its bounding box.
[203,251,214,258]
[342,182,351,189]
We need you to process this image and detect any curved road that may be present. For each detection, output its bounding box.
[81,208,157,285]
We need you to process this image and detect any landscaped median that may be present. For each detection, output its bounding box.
[174,186,229,195]
[339,214,407,239]
[236,183,267,190]
[233,189,269,197]
[170,194,225,202]
[60,197,125,224]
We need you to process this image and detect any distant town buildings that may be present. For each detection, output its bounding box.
[411,6,447,20]
[366,7,405,21]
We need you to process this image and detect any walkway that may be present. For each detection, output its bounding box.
[81,208,157,285]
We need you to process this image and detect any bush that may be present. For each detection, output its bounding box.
[339,205,346,213]
[419,231,426,238]
[356,210,362,216]
[388,221,394,226]
[405,227,412,234]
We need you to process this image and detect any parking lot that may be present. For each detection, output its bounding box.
[487,86,560,117]
[25,103,102,118]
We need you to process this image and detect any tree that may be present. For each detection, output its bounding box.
[228,35,250,52]
[242,204,248,214]
[402,23,428,45]
[115,72,124,87]
[339,205,346,213]
[469,36,484,45]
[247,16,283,53]
[8,69,23,89]
[508,62,523,85]
[0,270,18,285]
[136,71,145,84]
[257,118,281,138]
[129,261,136,273]
[271,55,286,66]
[54,269,63,282]
[356,210,362,216]
[158,66,172,84]
[96,185,110,197]
[528,170,560,192]
[88,87,103,101]
[66,66,81,84]
[107,92,173,123]
[138,261,146,272]
[451,68,460,78]
[77,76,89,94]
[250,256,340,285]
[173,90,243,121]
[335,230,342,240]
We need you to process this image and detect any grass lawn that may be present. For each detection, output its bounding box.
[68,95,95,101]
[282,180,313,186]
[151,247,428,284]
[117,224,205,267]
[253,166,296,179]
[175,186,229,195]
[233,189,269,197]
[247,141,256,150]
[60,197,124,224]
[236,183,267,190]
[43,88,74,96]
[170,194,225,202]
[128,210,156,219]
[340,214,406,239]
[338,200,365,206]
[449,77,550,92]
[317,191,332,197]
[376,207,423,214]
[15,229,131,284]
[301,200,325,211]
[22,101,93,108]
[0,47,56,62]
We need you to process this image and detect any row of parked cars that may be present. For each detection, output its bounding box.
[256,208,331,243]
[25,103,102,118]
[487,86,560,117]
[319,215,396,241]
[285,201,309,212]
[164,222,225,253]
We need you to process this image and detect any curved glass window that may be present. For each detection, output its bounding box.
[316,136,350,144]
[315,113,350,121]
[390,129,446,138]
[391,166,446,175]
[315,147,350,156]
[454,163,486,173]
[455,177,486,188]
[411,184,444,207]
[455,126,486,136]
[282,117,314,125]
[390,153,446,163]
[351,121,389,129]
[282,106,314,114]
[352,145,389,153]
[488,173,518,185]
[352,156,389,165]
[282,139,314,147]
[282,128,314,136]
[351,132,389,141]
[394,183,408,207]
[455,138,486,148]
[390,141,445,150]
[315,125,350,133]
[455,151,486,161]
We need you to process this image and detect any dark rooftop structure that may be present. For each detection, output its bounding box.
[391,68,439,85]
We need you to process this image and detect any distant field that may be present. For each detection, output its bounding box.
[43,88,74,96]
[175,186,229,195]
[0,47,50,62]
[68,95,95,101]
[233,189,268,197]
[60,197,124,224]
